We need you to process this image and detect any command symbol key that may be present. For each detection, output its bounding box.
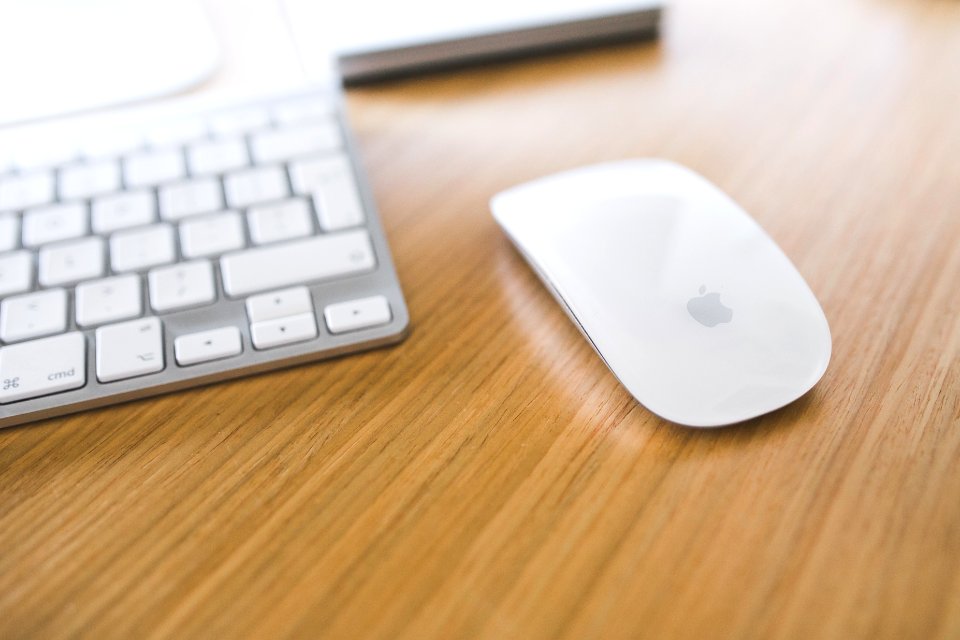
[0,332,86,404]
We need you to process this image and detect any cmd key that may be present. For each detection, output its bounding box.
[0,332,86,403]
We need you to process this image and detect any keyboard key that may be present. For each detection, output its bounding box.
[0,150,13,174]
[38,236,105,287]
[22,203,87,247]
[124,148,186,187]
[220,229,376,297]
[148,260,216,313]
[0,171,55,210]
[174,326,242,366]
[92,190,156,233]
[272,97,335,125]
[246,286,312,323]
[290,153,348,193]
[0,251,34,297]
[314,181,365,231]
[80,128,143,159]
[146,118,207,147]
[209,107,270,136]
[324,295,392,334]
[0,332,86,404]
[0,213,20,251]
[76,275,142,327]
[250,312,317,349]
[187,138,249,176]
[224,166,288,208]
[59,159,121,200]
[11,139,78,171]
[250,123,342,164]
[110,223,176,272]
[247,198,313,245]
[290,155,365,231]
[158,178,224,221]
[179,210,245,258]
[95,317,164,383]
[0,288,68,343]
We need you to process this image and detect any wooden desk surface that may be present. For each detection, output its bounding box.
[2,0,959,637]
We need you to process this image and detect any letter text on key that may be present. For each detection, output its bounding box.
[110,224,176,272]
[0,289,67,343]
[75,275,143,327]
[91,191,156,234]
[290,155,365,231]
[247,198,313,245]
[179,211,245,258]
[224,166,288,208]
[159,178,224,221]
[22,203,88,247]
[38,237,105,287]
[148,260,216,313]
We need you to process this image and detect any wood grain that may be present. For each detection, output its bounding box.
[2,0,959,637]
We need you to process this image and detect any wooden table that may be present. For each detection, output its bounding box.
[2,0,959,637]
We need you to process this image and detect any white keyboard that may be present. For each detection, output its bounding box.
[0,87,408,428]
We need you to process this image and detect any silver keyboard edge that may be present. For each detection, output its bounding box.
[0,325,408,430]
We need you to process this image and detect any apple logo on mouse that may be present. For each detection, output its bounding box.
[687,285,733,327]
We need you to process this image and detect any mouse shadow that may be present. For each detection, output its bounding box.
[657,388,827,448]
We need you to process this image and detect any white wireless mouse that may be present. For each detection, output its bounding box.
[491,159,831,428]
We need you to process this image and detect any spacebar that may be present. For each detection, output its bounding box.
[220,230,377,297]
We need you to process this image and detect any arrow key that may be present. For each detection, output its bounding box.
[324,295,391,334]
[250,312,316,350]
[175,326,242,366]
[245,286,312,323]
